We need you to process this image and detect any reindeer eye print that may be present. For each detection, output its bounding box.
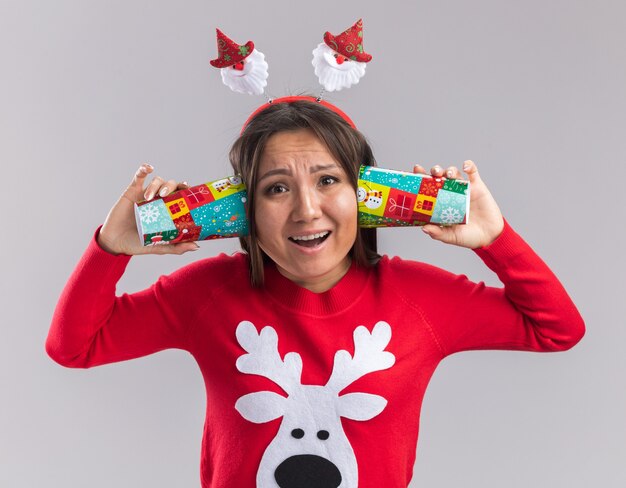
[291,428,305,439]
[317,430,330,440]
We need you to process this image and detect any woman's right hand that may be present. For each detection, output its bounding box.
[97,163,200,256]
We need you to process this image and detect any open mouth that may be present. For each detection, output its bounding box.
[288,231,331,248]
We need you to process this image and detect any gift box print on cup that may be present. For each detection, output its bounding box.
[357,166,470,228]
[134,176,249,246]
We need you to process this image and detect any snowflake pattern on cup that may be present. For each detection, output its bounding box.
[431,189,467,224]
[137,199,177,234]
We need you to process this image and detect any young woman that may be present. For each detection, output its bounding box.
[47,97,585,487]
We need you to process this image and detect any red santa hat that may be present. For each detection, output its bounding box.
[323,19,372,63]
[209,28,255,68]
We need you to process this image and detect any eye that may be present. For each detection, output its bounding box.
[265,183,288,195]
[319,175,339,186]
[291,428,305,439]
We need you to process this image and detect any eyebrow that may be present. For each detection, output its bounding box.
[257,164,340,183]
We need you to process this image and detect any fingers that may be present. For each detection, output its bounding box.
[413,164,427,175]
[414,164,446,176]
[422,224,444,236]
[432,165,462,179]
[123,162,190,209]
[462,160,480,182]
[143,176,164,200]
[413,163,468,180]
[141,171,186,201]
[122,163,153,203]
[145,178,179,200]
[147,241,200,255]
[129,163,153,189]
[421,223,459,246]
[445,166,462,179]
[430,165,445,177]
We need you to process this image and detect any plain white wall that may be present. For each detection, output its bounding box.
[1,0,624,486]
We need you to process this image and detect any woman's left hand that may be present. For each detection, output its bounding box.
[413,160,504,249]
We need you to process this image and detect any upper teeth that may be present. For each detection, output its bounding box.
[291,231,329,241]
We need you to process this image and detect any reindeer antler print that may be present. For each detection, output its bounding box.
[234,320,396,487]
[235,320,303,396]
[326,321,395,394]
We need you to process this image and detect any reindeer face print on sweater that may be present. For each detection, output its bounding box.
[234,320,395,488]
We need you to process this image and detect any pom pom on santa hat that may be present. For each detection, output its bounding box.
[323,18,372,63]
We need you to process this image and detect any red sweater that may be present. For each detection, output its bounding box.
[46,219,584,487]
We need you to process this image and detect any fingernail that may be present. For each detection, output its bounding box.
[146,163,153,170]
[446,170,453,178]
[159,187,168,197]
[190,245,200,251]
[145,192,154,200]
[463,161,471,171]
[182,181,189,187]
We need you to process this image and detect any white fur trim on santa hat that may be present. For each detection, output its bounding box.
[312,43,367,92]
[220,49,269,96]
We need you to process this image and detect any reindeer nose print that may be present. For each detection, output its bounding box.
[275,455,342,488]
[317,430,330,440]
[291,428,305,439]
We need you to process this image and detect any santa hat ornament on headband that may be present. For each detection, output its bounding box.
[210,28,269,95]
[312,19,372,92]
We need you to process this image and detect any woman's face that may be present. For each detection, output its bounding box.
[254,129,358,292]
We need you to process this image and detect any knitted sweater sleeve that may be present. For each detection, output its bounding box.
[392,219,585,356]
[46,227,202,368]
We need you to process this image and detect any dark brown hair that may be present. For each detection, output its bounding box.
[229,98,380,287]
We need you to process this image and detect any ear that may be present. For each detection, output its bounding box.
[235,391,288,423]
[337,393,387,421]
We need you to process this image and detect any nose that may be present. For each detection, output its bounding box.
[291,187,322,223]
[275,455,342,488]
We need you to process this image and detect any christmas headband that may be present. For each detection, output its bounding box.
[240,95,357,133]
[209,19,371,128]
